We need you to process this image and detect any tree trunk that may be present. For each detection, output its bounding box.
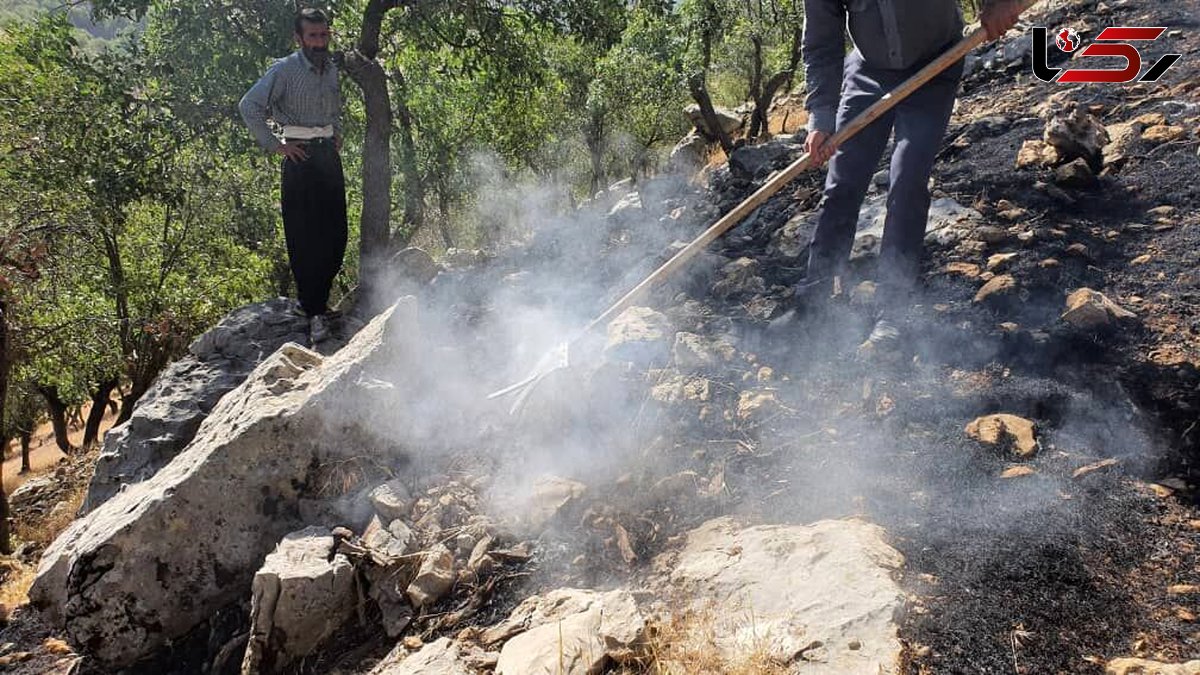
[38,385,74,455]
[688,74,735,155]
[392,70,425,250]
[0,300,13,553]
[83,377,119,447]
[117,379,150,426]
[750,69,793,140]
[585,109,606,196]
[19,430,32,475]
[341,0,407,312]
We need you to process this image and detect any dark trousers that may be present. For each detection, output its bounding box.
[281,140,348,317]
[807,47,963,305]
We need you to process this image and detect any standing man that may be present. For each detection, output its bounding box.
[240,7,347,344]
[798,0,1022,356]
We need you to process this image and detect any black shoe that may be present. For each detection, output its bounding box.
[856,318,903,362]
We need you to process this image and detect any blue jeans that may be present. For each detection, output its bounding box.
[806,46,964,305]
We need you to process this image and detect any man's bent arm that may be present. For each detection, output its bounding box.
[239,63,283,153]
[802,0,847,135]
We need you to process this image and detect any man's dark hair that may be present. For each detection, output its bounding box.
[294,7,330,35]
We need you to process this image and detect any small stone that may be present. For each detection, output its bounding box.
[605,306,672,365]
[369,480,413,522]
[944,262,981,278]
[737,389,781,423]
[1130,254,1152,266]
[1065,243,1091,258]
[966,414,1038,457]
[1001,465,1036,478]
[1133,112,1167,127]
[998,322,1020,333]
[1178,608,1197,622]
[1168,585,1200,596]
[850,280,877,305]
[1040,258,1061,269]
[974,226,1010,245]
[403,635,424,650]
[1106,658,1200,675]
[986,253,1017,272]
[1148,205,1176,217]
[1055,157,1096,188]
[1016,139,1057,168]
[1142,124,1187,144]
[756,366,774,383]
[1073,458,1119,479]
[407,544,456,608]
[1061,288,1136,329]
[973,274,1016,304]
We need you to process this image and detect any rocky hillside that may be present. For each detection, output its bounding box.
[2,0,1200,673]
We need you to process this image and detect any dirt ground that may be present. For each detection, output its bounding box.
[2,402,117,494]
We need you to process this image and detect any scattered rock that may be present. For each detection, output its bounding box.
[974,225,1010,245]
[1103,121,1144,168]
[973,274,1017,304]
[241,527,355,674]
[986,253,1018,272]
[407,544,456,609]
[966,414,1039,458]
[945,262,981,278]
[1001,466,1037,479]
[1131,254,1152,266]
[712,257,766,298]
[1061,288,1136,329]
[524,476,587,530]
[605,306,672,366]
[1015,139,1058,168]
[728,137,800,177]
[1044,102,1108,171]
[736,389,781,424]
[1054,157,1097,188]
[672,332,735,370]
[1142,125,1187,144]
[491,589,645,675]
[1073,458,1120,479]
[1106,658,1200,675]
[370,479,413,522]
[369,637,473,675]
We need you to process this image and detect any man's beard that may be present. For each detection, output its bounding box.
[304,46,329,67]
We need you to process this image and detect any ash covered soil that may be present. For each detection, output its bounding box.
[3,0,1200,673]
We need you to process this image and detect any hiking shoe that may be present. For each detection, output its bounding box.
[856,318,903,362]
[309,313,332,343]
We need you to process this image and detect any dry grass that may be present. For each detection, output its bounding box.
[628,603,792,675]
[0,472,89,609]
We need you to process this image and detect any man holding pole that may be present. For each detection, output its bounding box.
[240,7,347,344]
[798,0,1022,357]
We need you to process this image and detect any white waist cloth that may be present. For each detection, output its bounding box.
[282,124,334,140]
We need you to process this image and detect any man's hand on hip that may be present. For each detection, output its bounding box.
[806,130,835,166]
[981,0,1023,41]
[276,143,308,163]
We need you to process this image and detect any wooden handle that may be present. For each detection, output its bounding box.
[583,1,1035,334]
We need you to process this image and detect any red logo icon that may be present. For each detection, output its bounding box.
[1033,26,1183,83]
[1055,27,1080,52]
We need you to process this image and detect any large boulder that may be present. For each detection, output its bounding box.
[30,299,418,668]
[240,527,355,674]
[684,103,742,138]
[653,517,905,674]
[83,298,313,513]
